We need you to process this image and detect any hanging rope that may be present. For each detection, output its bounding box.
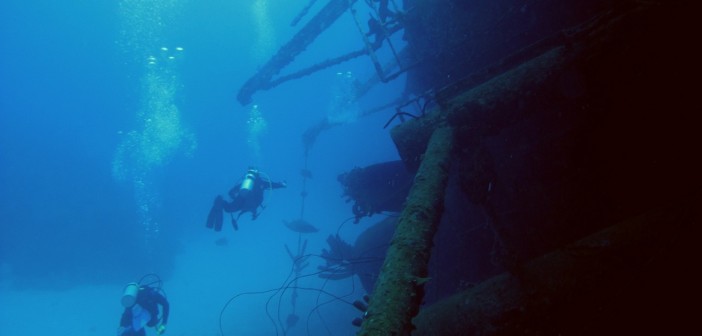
[300,154,309,220]
[283,150,314,333]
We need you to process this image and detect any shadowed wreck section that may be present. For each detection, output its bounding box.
[412,201,695,335]
[356,1,698,334]
[231,0,697,333]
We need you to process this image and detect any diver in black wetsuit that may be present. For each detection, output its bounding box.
[366,15,385,49]
[366,0,401,49]
[118,283,169,336]
[373,0,393,23]
[206,167,287,231]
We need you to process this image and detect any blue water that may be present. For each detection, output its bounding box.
[0,1,403,335]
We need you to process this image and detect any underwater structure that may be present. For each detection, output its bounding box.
[239,0,698,334]
[362,1,698,335]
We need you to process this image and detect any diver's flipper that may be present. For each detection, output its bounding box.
[213,210,223,231]
[231,214,239,231]
[206,196,225,231]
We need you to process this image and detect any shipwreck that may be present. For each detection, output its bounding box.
[237,0,698,334]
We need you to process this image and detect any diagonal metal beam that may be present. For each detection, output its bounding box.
[237,0,358,105]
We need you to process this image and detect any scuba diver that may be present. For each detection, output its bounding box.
[366,15,386,49]
[372,0,393,23]
[117,276,169,336]
[206,167,287,231]
[366,0,403,49]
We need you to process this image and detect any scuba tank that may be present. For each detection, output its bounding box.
[240,168,259,192]
[121,274,165,308]
[121,282,140,308]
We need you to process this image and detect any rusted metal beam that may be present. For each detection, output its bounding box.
[357,126,454,335]
[237,0,358,105]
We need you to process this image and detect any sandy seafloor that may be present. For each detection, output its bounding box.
[1,231,366,336]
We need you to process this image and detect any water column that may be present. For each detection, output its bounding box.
[241,1,275,166]
[245,104,267,166]
[112,0,195,262]
[328,71,360,124]
[250,0,277,65]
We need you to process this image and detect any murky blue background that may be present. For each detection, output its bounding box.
[1,0,404,335]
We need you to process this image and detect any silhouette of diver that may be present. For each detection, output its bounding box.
[371,0,393,23]
[366,15,385,49]
[206,167,286,231]
[366,0,401,49]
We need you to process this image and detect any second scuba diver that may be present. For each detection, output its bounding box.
[117,280,169,336]
[206,167,287,232]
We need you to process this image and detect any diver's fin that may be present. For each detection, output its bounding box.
[231,214,239,231]
[206,196,225,231]
[213,209,223,231]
